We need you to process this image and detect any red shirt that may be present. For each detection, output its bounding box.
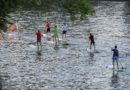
[36,32,42,40]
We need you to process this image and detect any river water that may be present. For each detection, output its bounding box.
[0,1,130,90]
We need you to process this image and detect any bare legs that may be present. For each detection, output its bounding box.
[37,41,42,50]
[90,42,95,49]
[113,60,119,69]
[62,34,66,39]
[53,35,59,46]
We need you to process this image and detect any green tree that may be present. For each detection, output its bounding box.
[0,0,94,32]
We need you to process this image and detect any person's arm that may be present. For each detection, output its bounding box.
[86,36,89,45]
[93,35,95,42]
[49,23,51,28]
[117,50,119,57]
[41,32,43,37]
[51,28,54,33]
[44,22,47,28]
[88,35,90,43]
[66,25,68,31]
[111,49,114,51]
[60,25,63,31]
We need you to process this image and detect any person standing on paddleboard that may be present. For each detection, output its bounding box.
[45,20,51,33]
[112,45,119,69]
[52,25,60,43]
[36,30,43,48]
[44,20,51,39]
[89,33,95,49]
[61,23,68,39]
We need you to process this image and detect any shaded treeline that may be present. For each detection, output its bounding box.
[0,0,94,20]
[0,0,94,32]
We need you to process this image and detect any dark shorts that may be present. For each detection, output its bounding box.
[90,41,95,45]
[47,28,50,32]
[62,30,67,34]
[37,40,41,44]
[112,56,119,61]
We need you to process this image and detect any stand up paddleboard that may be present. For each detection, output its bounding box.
[87,48,97,53]
[43,34,47,38]
[87,48,100,53]
[59,38,69,45]
[106,65,126,72]
[87,48,93,53]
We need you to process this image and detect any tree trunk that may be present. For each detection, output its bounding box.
[0,29,5,40]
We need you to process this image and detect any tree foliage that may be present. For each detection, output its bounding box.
[0,0,94,18]
[0,0,94,31]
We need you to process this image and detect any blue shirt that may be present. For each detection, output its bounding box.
[112,49,119,57]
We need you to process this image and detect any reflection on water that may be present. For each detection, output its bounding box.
[110,70,120,89]
[88,52,95,66]
[53,44,60,51]
[37,50,42,56]
[0,76,2,90]
[36,49,42,61]
[89,52,95,61]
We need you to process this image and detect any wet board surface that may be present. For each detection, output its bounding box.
[43,34,52,38]
[61,40,68,44]
[30,44,37,48]
[106,65,126,72]
[87,48,93,52]
[43,34,47,37]
[32,44,43,48]
[25,45,37,51]
[112,68,126,72]
[59,38,67,41]
[41,37,68,44]
[47,41,54,44]
[87,48,100,53]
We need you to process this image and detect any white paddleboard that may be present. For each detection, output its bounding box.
[43,34,47,37]
[87,48,100,53]
[30,45,37,48]
[87,48,94,53]
[47,41,54,44]
[25,45,37,51]
[106,65,126,71]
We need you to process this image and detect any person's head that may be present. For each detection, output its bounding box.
[45,19,49,23]
[46,20,49,23]
[115,45,117,49]
[90,33,92,36]
[38,30,40,32]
